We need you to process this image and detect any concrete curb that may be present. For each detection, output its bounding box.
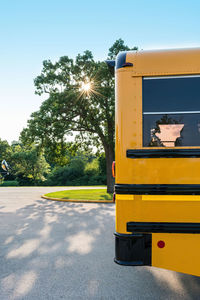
[41,195,114,203]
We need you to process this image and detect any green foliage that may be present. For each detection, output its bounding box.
[98,153,106,175]
[43,141,79,167]
[0,138,12,161]
[0,136,106,186]
[85,158,98,173]
[46,157,85,186]
[45,156,106,186]
[20,39,138,192]
[11,146,50,185]
[0,139,12,183]
[107,38,138,60]
[0,39,138,190]
[0,180,19,187]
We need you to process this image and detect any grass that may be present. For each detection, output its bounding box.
[44,188,113,201]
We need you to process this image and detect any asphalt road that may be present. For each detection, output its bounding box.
[0,187,200,300]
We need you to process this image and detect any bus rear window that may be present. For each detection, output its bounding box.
[143,76,200,147]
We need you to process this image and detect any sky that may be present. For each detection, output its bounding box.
[1,0,200,143]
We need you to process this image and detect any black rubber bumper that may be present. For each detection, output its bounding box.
[115,183,200,195]
[114,232,152,266]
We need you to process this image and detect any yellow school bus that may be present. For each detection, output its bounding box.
[112,48,200,276]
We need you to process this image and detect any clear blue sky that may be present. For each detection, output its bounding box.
[1,0,200,143]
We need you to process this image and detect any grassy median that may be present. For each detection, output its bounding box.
[44,188,113,201]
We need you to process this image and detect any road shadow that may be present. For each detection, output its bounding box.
[0,198,200,299]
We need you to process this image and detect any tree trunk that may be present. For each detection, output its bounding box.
[105,145,115,193]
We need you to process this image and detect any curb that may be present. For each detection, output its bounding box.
[41,195,114,203]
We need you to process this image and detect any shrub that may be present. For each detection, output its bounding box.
[46,158,85,186]
[0,180,19,187]
[46,156,106,186]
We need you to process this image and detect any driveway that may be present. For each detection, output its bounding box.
[0,187,200,299]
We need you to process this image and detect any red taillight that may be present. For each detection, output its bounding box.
[157,240,165,248]
[112,161,115,178]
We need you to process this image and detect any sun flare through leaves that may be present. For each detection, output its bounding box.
[79,80,102,99]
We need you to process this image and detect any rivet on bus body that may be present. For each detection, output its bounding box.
[157,240,165,248]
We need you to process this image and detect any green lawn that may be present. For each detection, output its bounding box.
[44,188,113,201]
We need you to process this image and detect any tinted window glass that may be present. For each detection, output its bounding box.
[143,76,200,113]
[143,114,200,147]
[143,76,200,147]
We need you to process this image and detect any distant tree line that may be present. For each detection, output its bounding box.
[0,138,106,186]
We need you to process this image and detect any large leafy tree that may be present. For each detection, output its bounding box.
[21,39,138,192]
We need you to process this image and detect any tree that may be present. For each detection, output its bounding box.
[21,39,138,192]
[11,146,50,184]
[0,139,12,181]
[0,139,12,161]
[107,38,138,59]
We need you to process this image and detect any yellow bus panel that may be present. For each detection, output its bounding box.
[114,48,200,276]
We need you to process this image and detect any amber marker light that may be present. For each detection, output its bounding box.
[112,161,115,178]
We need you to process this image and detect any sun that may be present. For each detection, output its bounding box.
[81,82,92,93]
[78,79,101,100]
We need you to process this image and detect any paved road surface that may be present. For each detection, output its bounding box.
[0,187,200,300]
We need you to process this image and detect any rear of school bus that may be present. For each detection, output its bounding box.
[114,48,200,276]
